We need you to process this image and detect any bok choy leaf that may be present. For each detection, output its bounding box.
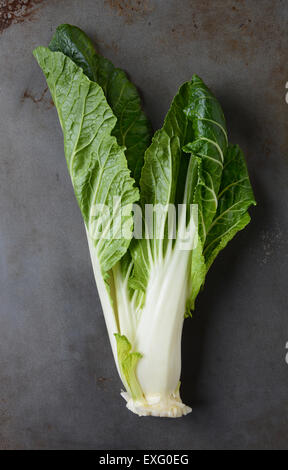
[49,24,152,185]
[34,25,256,418]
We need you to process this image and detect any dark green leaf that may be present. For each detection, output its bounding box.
[204,144,256,269]
[49,24,152,184]
[183,74,228,242]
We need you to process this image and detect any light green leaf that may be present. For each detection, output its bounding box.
[129,81,195,297]
[33,46,139,274]
[130,76,229,306]
[114,333,144,401]
[186,236,206,313]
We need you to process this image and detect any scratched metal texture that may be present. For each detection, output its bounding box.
[0,0,287,450]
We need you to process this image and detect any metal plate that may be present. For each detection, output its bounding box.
[0,0,287,449]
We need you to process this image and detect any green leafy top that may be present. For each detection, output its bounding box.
[33,46,139,274]
[49,24,152,185]
[34,24,256,310]
[204,144,256,269]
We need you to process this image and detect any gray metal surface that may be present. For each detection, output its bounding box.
[0,0,287,450]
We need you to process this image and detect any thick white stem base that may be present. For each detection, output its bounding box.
[121,391,192,418]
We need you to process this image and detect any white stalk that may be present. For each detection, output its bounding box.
[116,211,197,417]
[86,228,119,368]
[86,209,197,417]
[112,263,139,344]
[121,246,192,417]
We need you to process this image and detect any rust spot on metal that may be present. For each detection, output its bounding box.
[96,376,112,389]
[98,38,119,54]
[268,62,288,157]
[105,0,153,24]
[21,86,54,108]
[22,86,47,104]
[97,376,109,383]
[161,1,284,65]
[0,0,44,34]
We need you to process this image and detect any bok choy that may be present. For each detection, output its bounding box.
[34,24,256,417]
